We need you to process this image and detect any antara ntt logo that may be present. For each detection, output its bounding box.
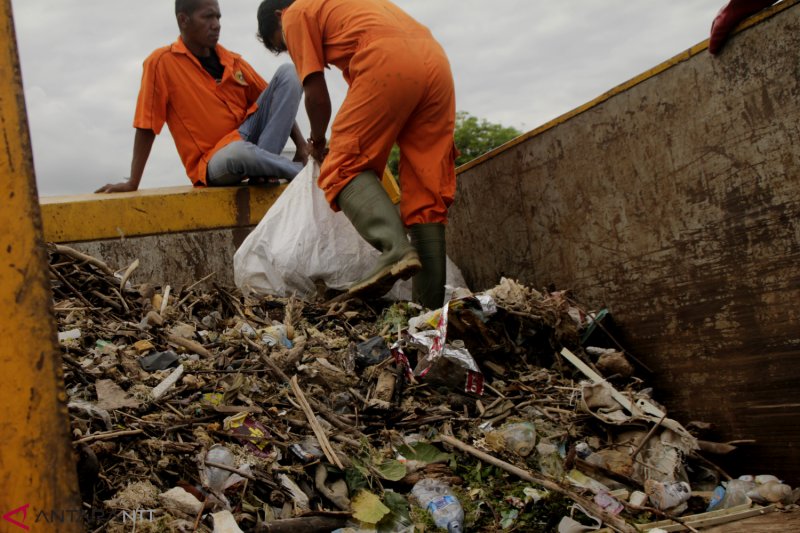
[3,504,30,531]
[2,503,155,530]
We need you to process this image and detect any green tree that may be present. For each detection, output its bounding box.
[387,111,521,176]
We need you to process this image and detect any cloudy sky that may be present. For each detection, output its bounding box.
[11,0,726,197]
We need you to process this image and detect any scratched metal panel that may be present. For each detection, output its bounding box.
[70,228,248,290]
[448,5,800,481]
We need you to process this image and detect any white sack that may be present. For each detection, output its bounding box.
[234,162,466,301]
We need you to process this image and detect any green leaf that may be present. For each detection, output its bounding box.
[352,490,391,525]
[382,490,410,520]
[345,465,370,495]
[378,491,413,533]
[374,459,407,481]
[396,442,451,465]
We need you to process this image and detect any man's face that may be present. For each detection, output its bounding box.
[180,0,221,52]
[268,11,287,54]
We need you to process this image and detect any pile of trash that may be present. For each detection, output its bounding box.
[50,244,798,532]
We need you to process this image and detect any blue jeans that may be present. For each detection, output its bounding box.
[207,64,303,185]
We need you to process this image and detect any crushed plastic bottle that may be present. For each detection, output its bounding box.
[537,441,564,479]
[411,479,464,532]
[644,480,691,510]
[485,422,536,457]
[261,324,293,348]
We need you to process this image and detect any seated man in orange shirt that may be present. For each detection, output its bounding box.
[256,0,457,309]
[96,0,308,193]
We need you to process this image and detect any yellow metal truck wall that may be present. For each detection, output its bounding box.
[448,2,800,481]
[40,185,287,289]
[0,0,82,527]
[38,169,399,289]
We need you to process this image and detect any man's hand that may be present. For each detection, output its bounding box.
[102,128,153,193]
[95,180,139,193]
[709,0,778,55]
[308,137,328,164]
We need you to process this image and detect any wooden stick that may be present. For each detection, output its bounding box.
[161,285,171,315]
[119,258,139,292]
[626,503,700,533]
[151,364,185,400]
[575,458,642,490]
[204,460,257,482]
[50,266,95,309]
[191,505,204,533]
[690,451,733,481]
[257,516,350,533]
[631,414,667,459]
[165,333,213,359]
[52,243,114,276]
[290,376,344,470]
[440,435,637,533]
[175,273,216,308]
[564,297,653,374]
[74,429,144,445]
[261,353,356,434]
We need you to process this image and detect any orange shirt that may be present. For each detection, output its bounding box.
[282,0,432,85]
[134,37,267,186]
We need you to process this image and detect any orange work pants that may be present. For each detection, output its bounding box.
[319,35,456,226]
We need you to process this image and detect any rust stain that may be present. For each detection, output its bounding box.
[233,186,252,248]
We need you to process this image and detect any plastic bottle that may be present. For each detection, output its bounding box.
[485,422,536,457]
[261,324,293,348]
[644,480,691,510]
[537,441,564,479]
[411,479,464,532]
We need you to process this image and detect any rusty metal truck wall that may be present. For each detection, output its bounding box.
[447,3,800,481]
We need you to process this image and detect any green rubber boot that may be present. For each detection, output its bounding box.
[338,171,421,299]
[409,223,446,309]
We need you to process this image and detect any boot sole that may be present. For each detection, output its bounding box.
[347,253,422,300]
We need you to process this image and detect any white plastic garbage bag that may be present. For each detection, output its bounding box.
[233,161,467,301]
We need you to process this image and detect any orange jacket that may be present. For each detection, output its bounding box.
[282,0,432,85]
[134,37,267,185]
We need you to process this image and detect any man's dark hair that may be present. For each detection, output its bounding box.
[257,0,295,53]
[175,0,207,16]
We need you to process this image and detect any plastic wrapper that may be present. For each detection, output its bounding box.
[355,336,391,369]
[203,445,235,492]
[223,412,273,459]
[139,350,180,371]
[395,294,499,394]
[407,300,484,395]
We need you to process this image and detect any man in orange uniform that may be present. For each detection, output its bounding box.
[256,0,457,308]
[96,0,308,193]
